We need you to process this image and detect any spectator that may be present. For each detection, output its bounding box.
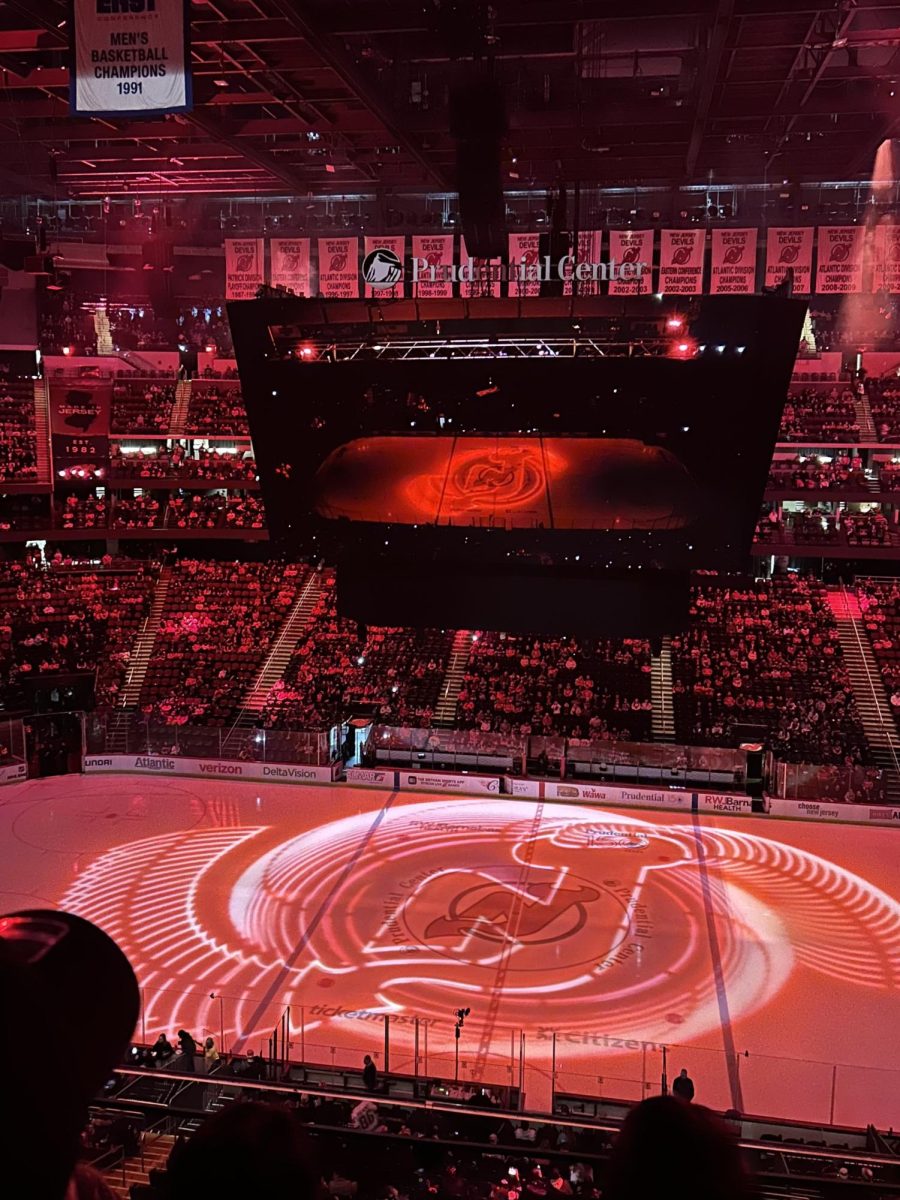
[672,1068,695,1102]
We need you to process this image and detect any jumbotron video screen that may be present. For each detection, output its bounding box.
[230,296,806,633]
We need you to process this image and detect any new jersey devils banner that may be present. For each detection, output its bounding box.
[816,226,865,293]
[765,227,813,294]
[72,0,192,116]
[317,237,359,298]
[459,237,502,299]
[564,230,603,296]
[508,232,541,297]
[412,235,455,299]
[608,230,654,295]
[225,239,265,301]
[363,236,405,299]
[710,228,758,294]
[658,230,705,294]
[270,238,310,296]
[873,224,900,293]
[50,380,112,471]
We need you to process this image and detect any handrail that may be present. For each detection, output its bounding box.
[839,580,900,777]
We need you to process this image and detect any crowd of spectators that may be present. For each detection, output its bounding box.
[0,559,151,712]
[0,384,38,481]
[778,388,860,442]
[111,378,177,433]
[754,506,895,547]
[670,577,870,764]
[455,632,653,741]
[139,560,306,725]
[110,444,256,482]
[857,578,900,721]
[261,575,452,730]
[112,494,163,529]
[167,492,266,529]
[185,384,250,436]
[766,453,866,491]
[178,304,234,354]
[57,492,108,530]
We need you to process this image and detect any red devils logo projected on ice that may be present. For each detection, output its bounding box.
[425,880,601,944]
[671,246,693,265]
[723,246,744,264]
[443,446,546,513]
[329,253,348,272]
[779,245,800,263]
[829,242,851,262]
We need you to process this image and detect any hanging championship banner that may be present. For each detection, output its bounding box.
[459,237,502,298]
[363,235,405,298]
[658,230,705,294]
[815,226,865,294]
[873,224,900,293]
[225,239,264,301]
[50,380,111,472]
[317,237,359,298]
[412,235,455,299]
[508,232,541,297]
[765,227,813,294]
[710,228,758,294]
[71,0,192,116]
[608,230,654,295]
[564,230,603,296]
[270,238,310,296]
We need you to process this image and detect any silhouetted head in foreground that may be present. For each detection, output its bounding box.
[603,1096,755,1200]
[167,1102,316,1200]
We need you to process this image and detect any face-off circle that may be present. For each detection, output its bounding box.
[60,800,900,1062]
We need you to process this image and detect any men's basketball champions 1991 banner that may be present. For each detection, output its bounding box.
[72,0,192,116]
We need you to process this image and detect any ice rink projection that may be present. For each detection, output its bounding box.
[2,774,898,1129]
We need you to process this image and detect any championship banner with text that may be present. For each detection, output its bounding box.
[50,380,112,471]
[317,237,359,298]
[459,237,502,298]
[564,230,603,296]
[363,235,405,298]
[225,238,265,301]
[608,230,654,295]
[269,238,310,296]
[71,0,192,116]
[658,229,705,294]
[765,227,813,294]
[508,232,541,297]
[412,235,455,299]
[872,224,900,293]
[710,228,758,294]
[815,226,865,294]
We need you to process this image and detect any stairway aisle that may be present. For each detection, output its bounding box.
[120,566,173,708]
[103,1132,174,1200]
[828,586,900,801]
[219,570,325,756]
[650,635,675,742]
[32,378,52,484]
[168,377,192,437]
[852,390,877,441]
[94,306,114,355]
[433,629,474,728]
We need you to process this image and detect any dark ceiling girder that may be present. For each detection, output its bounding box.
[263,0,445,189]
[685,0,735,177]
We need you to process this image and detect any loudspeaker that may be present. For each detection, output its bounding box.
[450,73,507,259]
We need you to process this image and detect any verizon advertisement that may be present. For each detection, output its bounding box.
[608,230,654,295]
[815,226,865,294]
[710,228,758,294]
[270,238,311,296]
[658,229,705,295]
[83,755,337,783]
[72,0,192,116]
[225,238,265,301]
[765,227,814,294]
[317,237,360,298]
[412,235,455,299]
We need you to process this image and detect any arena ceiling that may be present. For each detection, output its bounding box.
[3,0,900,197]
